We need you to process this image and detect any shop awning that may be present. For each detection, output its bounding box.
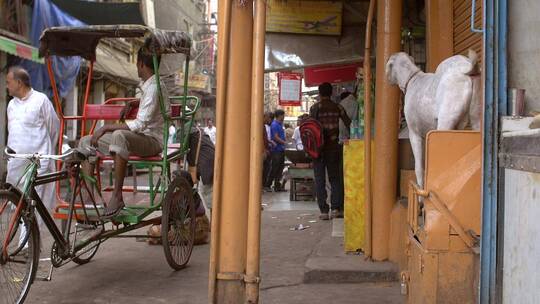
[264,0,368,71]
[40,25,192,60]
[93,47,139,84]
[265,26,364,72]
[0,35,44,63]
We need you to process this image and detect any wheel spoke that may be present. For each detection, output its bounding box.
[162,177,196,269]
[69,219,101,264]
[0,193,36,304]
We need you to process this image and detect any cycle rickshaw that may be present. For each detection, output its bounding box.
[0,25,201,304]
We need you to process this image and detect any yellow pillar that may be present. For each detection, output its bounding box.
[426,0,453,72]
[245,0,266,303]
[209,0,254,302]
[372,0,403,261]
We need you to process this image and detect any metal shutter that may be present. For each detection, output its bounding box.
[453,0,483,61]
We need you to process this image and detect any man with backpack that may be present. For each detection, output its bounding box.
[308,82,351,220]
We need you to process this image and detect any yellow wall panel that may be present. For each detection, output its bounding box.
[266,0,343,36]
[343,139,365,252]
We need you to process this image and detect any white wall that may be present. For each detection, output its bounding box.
[503,169,540,303]
[509,0,540,113]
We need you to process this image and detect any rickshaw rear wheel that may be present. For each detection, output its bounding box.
[162,175,196,270]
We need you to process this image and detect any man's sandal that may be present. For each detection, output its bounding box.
[101,203,125,220]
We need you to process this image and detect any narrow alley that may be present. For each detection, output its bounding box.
[26,191,403,304]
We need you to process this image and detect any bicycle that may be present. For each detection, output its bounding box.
[0,146,195,304]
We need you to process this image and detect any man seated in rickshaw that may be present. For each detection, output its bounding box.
[78,48,169,218]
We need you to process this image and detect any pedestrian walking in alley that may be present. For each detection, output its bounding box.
[265,109,287,192]
[204,119,217,145]
[148,125,214,244]
[186,126,215,214]
[310,82,351,220]
[168,122,177,144]
[339,90,359,142]
[6,66,60,239]
[292,114,308,150]
[284,122,294,146]
[263,111,275,192]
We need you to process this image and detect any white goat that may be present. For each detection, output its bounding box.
[386,51,481,186]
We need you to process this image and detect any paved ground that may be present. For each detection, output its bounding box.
[23,191,403,304]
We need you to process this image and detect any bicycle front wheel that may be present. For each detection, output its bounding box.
[0,189,40,304]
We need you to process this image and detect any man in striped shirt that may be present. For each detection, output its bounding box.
[309,82,351,220]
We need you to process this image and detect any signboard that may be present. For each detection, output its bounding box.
[0,35,43,63]
[266,0,343,36]
[304,62,362,87]
[278,72,302,106]
[284,106,304,119]
[176,72,210,91]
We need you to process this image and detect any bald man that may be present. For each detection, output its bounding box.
[6,66,60,223]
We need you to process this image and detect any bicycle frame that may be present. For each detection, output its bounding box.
[1,158,170,264]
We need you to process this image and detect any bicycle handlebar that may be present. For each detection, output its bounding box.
[4,147,90,162]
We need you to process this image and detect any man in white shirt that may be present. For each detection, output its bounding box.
[339,91,359,142]
[79,48,169,218]
[6,66,60,222]
[292,114,308,151]
[168,123,177,144]
[204,119,217,145]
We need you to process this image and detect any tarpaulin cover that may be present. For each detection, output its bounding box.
[21,0,85,99]
[50,0,145,26]
[265,26,364,72]
[39,25,192,60]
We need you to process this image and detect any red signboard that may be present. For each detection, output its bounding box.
[304,62,362,87]
[278,72,303,106]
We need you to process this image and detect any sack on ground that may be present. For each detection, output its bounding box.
[147,215,210,246]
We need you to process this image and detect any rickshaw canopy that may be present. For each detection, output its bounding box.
[39,24,192,61]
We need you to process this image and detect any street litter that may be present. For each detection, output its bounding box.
[290,224,310,231]
[308,220,317,223]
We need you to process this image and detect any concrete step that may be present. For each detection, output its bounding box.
[304,256,399,284]
[304,225,398,284]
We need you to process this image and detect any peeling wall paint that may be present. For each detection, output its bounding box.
[503,169,540,303]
